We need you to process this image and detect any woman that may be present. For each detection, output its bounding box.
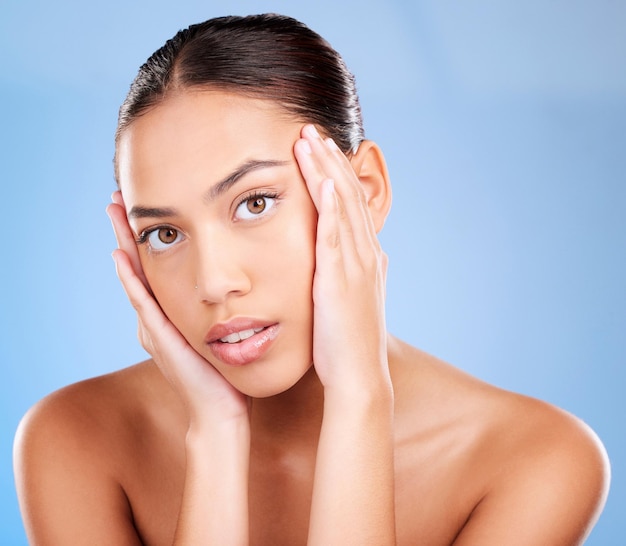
[14,14,609,545]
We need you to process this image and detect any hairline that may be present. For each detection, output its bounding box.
[113,83,356,186]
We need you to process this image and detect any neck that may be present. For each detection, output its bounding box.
[249,365,324,452]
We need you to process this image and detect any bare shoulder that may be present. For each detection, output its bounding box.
[15,360,164,460]
[460,384,610,545]
[478,388,609,543]
[389,336,610,545]
[14,360,173,545]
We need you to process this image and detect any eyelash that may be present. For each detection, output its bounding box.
[233,190,279,221]
[135,226,183,252]
[135,190,280,252]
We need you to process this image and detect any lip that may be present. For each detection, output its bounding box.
[205,318,280,367]
[204,317,275,343]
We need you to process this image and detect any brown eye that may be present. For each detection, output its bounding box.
[234,193,277,220]
[140,226,184,251]
[158,227,179,244]
[247,197,266,214]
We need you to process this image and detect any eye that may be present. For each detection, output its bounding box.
[234,192,277,221]
[139,226,185,251]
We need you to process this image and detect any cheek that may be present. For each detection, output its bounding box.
[139,254,191,325]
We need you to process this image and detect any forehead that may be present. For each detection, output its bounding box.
[116,90,303,194]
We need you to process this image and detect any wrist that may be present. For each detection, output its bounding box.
[186,414,250,450]
[323,381,394,420]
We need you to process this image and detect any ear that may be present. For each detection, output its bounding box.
[349,140,392,233]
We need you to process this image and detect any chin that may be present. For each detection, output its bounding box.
[223,360,314,399]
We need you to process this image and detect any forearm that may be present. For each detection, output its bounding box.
[173,419,250,545]
[308,388,396,545]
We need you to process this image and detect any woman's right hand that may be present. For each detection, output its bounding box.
[106,191,249,429]
[108,191,251,543]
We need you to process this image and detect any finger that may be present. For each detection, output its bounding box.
[294,131,360,269]
[113,248,186,390]
[111,248,165,333]
[108,191,148,285]
[322,136,380,253]
[112,249,200,386]
[301,127,382,275]
[312,178,346,300]
[294,134,329,211]
[301,125,363,202]
[111,190,124,207]
[301,126,379,255]
[106,201,151,291]
[295,126,357,256]
[316,179,341,255]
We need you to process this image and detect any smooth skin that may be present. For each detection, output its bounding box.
[14,91,609,545]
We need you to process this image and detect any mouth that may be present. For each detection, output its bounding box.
[205,320,280,367]
[218,327,266,344]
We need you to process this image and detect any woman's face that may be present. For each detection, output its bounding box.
[116,91,317,397]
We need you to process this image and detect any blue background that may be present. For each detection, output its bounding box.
[1,1,624,543]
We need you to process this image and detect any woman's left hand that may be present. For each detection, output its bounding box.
[294,124,396,544]
[293,124,391,400]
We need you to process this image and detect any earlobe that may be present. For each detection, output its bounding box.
[350,140,392,233]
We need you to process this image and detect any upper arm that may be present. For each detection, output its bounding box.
[453,413,610,546]
[13,393,143,546]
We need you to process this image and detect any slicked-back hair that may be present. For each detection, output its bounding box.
[114,13,365,182]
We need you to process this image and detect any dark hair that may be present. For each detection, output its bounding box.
[114,13,364,181]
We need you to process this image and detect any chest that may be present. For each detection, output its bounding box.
[122,421,483,546]
[126,455,479,545]
[248,451,316,546]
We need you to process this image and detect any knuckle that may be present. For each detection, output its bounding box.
[137,326,151,353]
[326,231,340,249]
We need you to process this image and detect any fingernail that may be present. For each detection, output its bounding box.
[325,137,339,151]
[299,139,312,154]
[305,124,320,138]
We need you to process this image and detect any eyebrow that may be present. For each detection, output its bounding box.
[127,159,289,220]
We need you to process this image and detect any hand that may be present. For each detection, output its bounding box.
[106,192,249,428]
[295,126,396,544]
[293,125,391,399]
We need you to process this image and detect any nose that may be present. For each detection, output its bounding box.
[193,231,252,304]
